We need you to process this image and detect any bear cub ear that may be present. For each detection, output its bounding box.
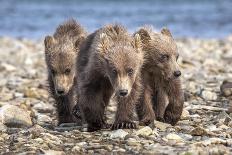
[97,33,110,54]
[44,35,55,51]
[161,28,172,37]
[136,28,151,44]
[133,33,142,51]
[74,35,85,51]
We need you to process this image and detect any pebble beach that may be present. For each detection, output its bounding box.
[0,35,232,154]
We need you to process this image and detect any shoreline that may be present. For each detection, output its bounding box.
[1,34,232,41]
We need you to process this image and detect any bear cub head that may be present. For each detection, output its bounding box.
[96,28,143,97]
[137,27,181,81]
[44,36,82,96]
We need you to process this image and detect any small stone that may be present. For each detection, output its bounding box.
[181,109,190,120]
[152,120,171,131]
[166,133,183,142]
[76,142,87,147]
[42,150,65,155]
[0,123,7,132]
[228,121,232,127]
[37,114,52,125]
[0,93,14,101]
[113,148,126,153]
[180,134,193,141]
[220,80,232,97]
[42,133,62,145]
[201,138,227,146]
[0,63,16,71]
[33,102,54,113]
[23,88,39,98]
[135,126,153,136]
[72,145,81,152]
[110,129,129,139]
[126,138,140,146]
[33,137,43,142]
[201,90,217,101]
[190,127,208,136]
[0,105,32,128]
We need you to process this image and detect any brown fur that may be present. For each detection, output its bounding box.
[75,24,144,131]
[44,19,87,125]
[135,26,184,125]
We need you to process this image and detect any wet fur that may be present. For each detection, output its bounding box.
[76,24,144,131]
[44,19,87,125]
[135,26,184,125]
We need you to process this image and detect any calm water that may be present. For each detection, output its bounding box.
[0,0,232,39]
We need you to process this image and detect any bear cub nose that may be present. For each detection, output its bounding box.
[119,89,128,97]
[174,71,181,77]
[57,88,65,95]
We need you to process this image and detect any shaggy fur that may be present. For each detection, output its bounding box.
[44,19,87,125]
[75,24,144,131]
[135,26,184,125]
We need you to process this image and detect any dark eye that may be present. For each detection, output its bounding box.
[112,69,117,76]
[51,69,56,75]
[65,68,71,75]
[160,54,169,62]
[127,68,134,76]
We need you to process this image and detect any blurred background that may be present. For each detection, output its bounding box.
[0,0,232,39]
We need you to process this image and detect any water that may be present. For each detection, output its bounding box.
[0,0,232,39]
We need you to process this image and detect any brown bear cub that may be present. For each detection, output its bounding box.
[135,27,184,126]
[75,24,144,131]
[44,19,87,125]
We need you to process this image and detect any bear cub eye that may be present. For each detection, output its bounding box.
[112,69,117,76]
[159,54,169,62]
[127,68,134,76]
[51,69,56,75]
[65,68,71,75]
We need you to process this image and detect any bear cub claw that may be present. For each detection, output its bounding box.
[111,121,137,130]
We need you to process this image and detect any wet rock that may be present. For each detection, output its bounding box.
[110,129,129,139]
[201,90,217,101]
[166,133,184,142]
[0,62,16,72]
[190,127,208,136]
[29,124,46,138]
[152,120,171,131]
[228,121,232,127]
[72,145,81,152]
[220,80,232,97]
[179,133,193,141]
[33,102,54,113]
[23,88,40,99]
[42,150,65,155]
[0,105,32,128]
[85,145,112,151]
[216,111,231,125]
[76,142,87,147]
[126,138,140,146]
[37,114,52,125]
[42,133,62,146]
[181,109,190,120]
[0,123,7,132]
[135,126,153,136]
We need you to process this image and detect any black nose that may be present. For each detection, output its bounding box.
[57,88,65,95]
[119,89,128,97]
[174,71,181,77]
